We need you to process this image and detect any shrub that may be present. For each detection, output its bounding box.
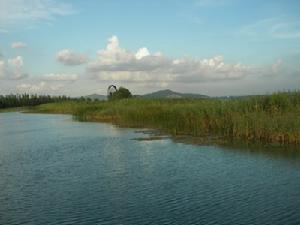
[109,87,132,100]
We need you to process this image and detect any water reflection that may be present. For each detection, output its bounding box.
[0,113,300,225]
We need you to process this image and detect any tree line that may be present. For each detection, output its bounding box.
[0,94,71,109]
[0,86,133,109]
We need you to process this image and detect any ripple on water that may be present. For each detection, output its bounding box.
[0,113,300,225]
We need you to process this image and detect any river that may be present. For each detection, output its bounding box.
[0,112,299,225]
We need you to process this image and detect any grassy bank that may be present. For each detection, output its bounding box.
[30,92,300,146]
[0,107,27,113]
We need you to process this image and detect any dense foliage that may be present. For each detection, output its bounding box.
[30,91,300,146]
[0,94,71,109]
[108,87,132,100]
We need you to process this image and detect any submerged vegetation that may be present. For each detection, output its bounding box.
[29,91,300,146]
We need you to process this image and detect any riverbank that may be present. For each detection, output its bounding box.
[0,107,27,113]
[26,91,300,146]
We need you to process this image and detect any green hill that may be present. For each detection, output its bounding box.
[142,89,209,99]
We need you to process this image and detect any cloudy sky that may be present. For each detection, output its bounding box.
[1,0,300,96]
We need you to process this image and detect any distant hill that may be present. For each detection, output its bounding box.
[142,89,209,99]
[83,89,209,100]
[84,94,107,100]
[82,90,264,100]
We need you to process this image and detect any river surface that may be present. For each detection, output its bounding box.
[0,112,300,225]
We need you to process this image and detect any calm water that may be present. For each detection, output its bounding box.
[0,113,300,225]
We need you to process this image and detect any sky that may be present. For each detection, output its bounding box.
[1,0,300,96]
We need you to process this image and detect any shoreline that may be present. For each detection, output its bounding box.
[2,92,300,148]
[2,108,300,152]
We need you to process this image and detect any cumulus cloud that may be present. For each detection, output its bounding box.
[135,47,150,60]
[56,49,88,65]
[11,42,27,49]
[93,36,135,66]
[244,58,285,78]
[172,55,251,82]
[42,73,78,81]
[87,35,252,86]
[8,56,24,67]
[16,81,64,93]
[0,56,27,80]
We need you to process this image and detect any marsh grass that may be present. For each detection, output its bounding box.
[30,92,300,146]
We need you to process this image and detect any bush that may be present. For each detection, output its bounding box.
[109,87,132,100]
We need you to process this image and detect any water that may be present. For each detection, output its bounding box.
[0,112,300,225]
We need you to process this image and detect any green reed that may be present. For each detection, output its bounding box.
[31,91,300,146]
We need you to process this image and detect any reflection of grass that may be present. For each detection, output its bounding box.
[0,107,27,113]
[132,136,170,141]
[30,91,300,146]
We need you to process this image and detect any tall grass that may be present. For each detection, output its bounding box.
[31,91,300,146]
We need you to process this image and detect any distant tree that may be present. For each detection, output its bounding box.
[109,87,132,100]
[0,94,72,109]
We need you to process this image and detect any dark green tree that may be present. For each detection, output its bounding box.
[0,94,72,109]
[109,87,132,100]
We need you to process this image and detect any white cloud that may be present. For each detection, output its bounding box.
[272,59,283,74]
[91,71,174,83]
[42,73,78,81]
[95,35,135,65]
[11,42,27,49]
[8,56,23,67]
[17,82,47,92]
[16,81,64,93]
[56,49,88,65]
[172,56,251,82]
[87,35,252,85]
[240,17,300,40]
[135,47,150,60]
[0,56,27,80]
[0,61,6,79]
[0,0,75,28]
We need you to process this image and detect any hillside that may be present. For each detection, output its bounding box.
[142,89,209,99]
[84,94,107,100]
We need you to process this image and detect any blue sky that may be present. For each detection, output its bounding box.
[1,0,300,96]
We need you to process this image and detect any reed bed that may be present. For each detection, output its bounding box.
[31,92,300,146]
